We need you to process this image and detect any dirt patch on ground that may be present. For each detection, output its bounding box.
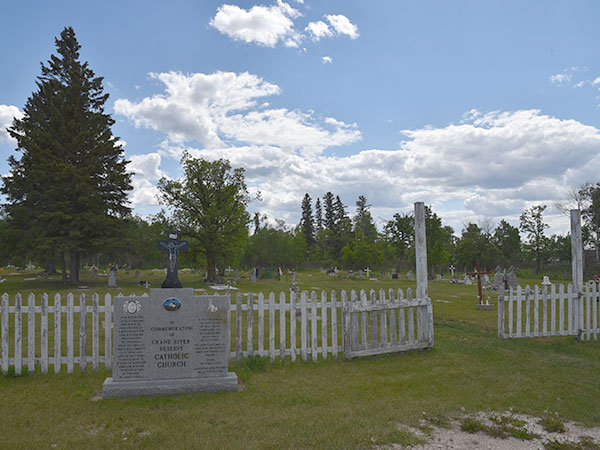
[387,411,600,449]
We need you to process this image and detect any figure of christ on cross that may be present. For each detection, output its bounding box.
[157,231,188,288]
[467,259,491,305]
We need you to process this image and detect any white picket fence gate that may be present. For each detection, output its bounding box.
[0,288,432,375]
[497,282,600,340]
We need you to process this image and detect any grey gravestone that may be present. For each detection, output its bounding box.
[391,271,398,280]
[158,231,188,288]
[250,272,257,283]
[464,276,473,286]
[108,268,118,288]
[405,270,414,281]
[507,266,517,290]
[483,274,490,285]
[358,269,364,278]
[493,266,504,290]
[102,288,238,398]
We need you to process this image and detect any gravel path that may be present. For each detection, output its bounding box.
[385,411,600,450]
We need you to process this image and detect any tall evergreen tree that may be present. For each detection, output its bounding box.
[323,192,336,231]
[2,27,132,284]
[353,195,377,242]
[333,196,352,258]
[315,198,323,231]
[300,193,316,251]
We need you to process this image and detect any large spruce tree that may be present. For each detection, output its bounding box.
[2,27,132,284]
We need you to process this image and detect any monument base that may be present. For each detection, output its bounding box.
[102,372,239,399]
[477,304,494,310]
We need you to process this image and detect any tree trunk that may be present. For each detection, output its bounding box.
[69,252,80,284]
[206,254,216,282]
[61,252,68,285]
[43,255,57,274]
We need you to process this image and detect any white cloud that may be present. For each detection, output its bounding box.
[130,177,161,206]
[120,72,599,235]
[210,2,359,48]
[0,105,23,143]
[210,1,302,47]
[325,14,359,39]
[593,77,600,86]
[322,56,333,64]
[115,70,360,158]
[306,20,332,41]
[550,73,572,85]
[129,152,166,180]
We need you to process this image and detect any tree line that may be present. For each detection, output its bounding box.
[2,27,600,284]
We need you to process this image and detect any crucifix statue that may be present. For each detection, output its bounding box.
[157,231,188,288]
[466,258,491,305]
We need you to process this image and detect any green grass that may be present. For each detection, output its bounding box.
[0,269,599,449]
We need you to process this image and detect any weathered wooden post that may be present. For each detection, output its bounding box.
[570,209,583,338]
[414,202,428,300]
[414,202,433,345]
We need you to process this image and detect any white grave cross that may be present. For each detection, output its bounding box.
[364,267,371,278]
[449,265,455,277]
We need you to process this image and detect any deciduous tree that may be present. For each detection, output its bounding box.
[158,156,250,281]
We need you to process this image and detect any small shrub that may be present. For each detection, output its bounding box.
[460,418,486,433]
[539,411,566,433]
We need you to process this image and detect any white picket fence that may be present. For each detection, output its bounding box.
[498,282,600,340]
[343,289,433,358]
[0,288,432,375]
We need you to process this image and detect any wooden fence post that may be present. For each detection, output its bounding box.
[414,202,428,301]
[571,209,583,338]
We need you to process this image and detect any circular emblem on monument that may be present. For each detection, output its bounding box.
[163,298,181,311]
[123,299,141,314]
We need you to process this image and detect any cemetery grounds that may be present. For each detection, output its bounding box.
[0,268,599,449]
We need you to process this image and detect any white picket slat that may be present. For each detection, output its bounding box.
[1,294,9,375]
[79,293,86,372]
[27,293,35,373]
[54,293,61,373]
[41,293,48,375]
[67,293,74,373]
[15,294,22,376]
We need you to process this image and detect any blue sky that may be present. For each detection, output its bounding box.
[1,0,600,235]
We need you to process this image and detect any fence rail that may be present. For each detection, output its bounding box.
[498,282,599,340]
[0,289,432,375]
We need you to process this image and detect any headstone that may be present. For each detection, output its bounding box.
[483,274,490,285]
[436,274,442,281]
[358,269,364,278]
[507,266,517,290]
[493,266,504,290]
[102,288,238,398]
[464,277,472,285]
[449,264,456,278]
[391,271,398,280]
[250,271,257,283]
[157,231,188,288]
[542,276,552,286]
[405,270,414,281]
[364,267,371,278]
[108,268,118,288]
[91,265,99,280]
